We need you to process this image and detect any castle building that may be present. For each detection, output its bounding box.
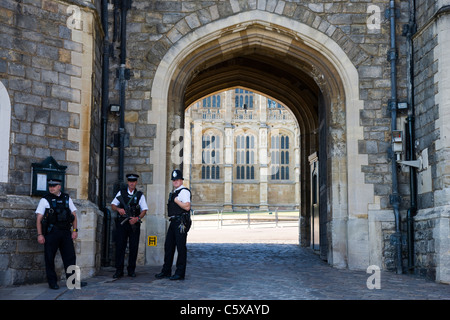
[184,89,300,211]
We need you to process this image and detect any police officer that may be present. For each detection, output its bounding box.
[111,174,148,278]
[35,178,79,290]
[155,169,191,280]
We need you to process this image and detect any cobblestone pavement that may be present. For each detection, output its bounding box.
[0,227,449,302]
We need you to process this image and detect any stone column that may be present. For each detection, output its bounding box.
[294,126,301,208]
[258,95,268,210]
[432,13,450,283]
[183,111,192,188]
[74,200,103,279]
[66,8,94,200]
[192,120,203,178]
[224,91,233,211]
[259,126,269,211]
[146,94,168,266]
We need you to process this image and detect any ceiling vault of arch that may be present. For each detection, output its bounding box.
[168,23,345,135]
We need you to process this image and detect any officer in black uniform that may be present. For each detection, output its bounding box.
[155,169,191,280]
[111,174,148,278]
[35,178,79,290]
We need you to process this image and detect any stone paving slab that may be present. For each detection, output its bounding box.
[1,243,449,301]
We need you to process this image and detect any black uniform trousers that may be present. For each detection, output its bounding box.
[162,217,187,277]
[115,219,140,274]
[44,228,76,286]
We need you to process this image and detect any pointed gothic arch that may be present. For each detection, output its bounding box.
[148,11,374,269]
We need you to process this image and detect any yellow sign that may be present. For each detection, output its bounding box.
[148,236,157,246]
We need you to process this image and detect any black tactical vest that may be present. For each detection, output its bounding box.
[117,188,143,217]
[167,187,191,217]
[44,192,74,230]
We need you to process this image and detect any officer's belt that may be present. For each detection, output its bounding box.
[51,224,71,231]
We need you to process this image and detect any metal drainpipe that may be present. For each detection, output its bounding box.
[388,0,403,274]
[405,0,417,274]
[118,0,130,185]
[100,0,111,266]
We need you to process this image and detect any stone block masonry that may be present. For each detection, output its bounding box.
[0,195,103,286]
[1,0,88,197]
[0,0,105,286]
[0,0,449,285]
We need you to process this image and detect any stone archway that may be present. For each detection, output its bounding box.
[148,11,373,270]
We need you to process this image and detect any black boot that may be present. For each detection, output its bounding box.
[113,270,124,278]
[155,272,171,279]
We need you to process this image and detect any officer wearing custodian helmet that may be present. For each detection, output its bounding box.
[155,169,191,280]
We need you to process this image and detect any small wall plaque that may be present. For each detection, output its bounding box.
[31,156,67,196]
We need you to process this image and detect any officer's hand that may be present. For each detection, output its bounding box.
[72,231,78,240]
[37,235,45,244]
[129,217,138,225]
[118,208,126,216]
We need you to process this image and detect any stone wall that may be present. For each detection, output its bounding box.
[191,182,225,207]
[268,183,296,208]
[0,0,101,198]
[0,196,41,285]
[414,3,439,210]
[0,0,105,286]
[412,1,450,282]
[0,195,103,286]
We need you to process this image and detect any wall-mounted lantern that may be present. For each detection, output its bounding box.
[31,156,67,197]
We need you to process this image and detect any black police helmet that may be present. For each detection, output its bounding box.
[171,169,184,180]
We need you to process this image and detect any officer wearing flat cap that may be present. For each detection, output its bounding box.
[35,178,80,289]
[111,174,148,278]
[156,169,191,280]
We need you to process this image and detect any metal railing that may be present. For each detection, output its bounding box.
[190,208,298,229]
[233,109,254,120]
[191,109,223,120]
[267,109,294,121]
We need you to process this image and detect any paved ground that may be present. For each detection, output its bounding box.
[0,225,449,304]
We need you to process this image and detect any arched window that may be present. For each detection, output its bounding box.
[267,98,283,108]
[236,134,255,180]
[201,132,221,180]
[202,94,221,108]
[271,134,290,181]
[0,82,11,182]
[234,88,253,109]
